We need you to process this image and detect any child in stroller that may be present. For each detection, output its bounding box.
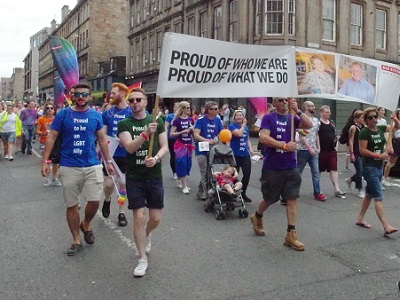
[213,166,243,197]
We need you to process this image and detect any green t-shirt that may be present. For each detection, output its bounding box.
[358,125,386,167]
[117,115,166,180]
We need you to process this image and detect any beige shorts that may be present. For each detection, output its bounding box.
[59,165,104,208]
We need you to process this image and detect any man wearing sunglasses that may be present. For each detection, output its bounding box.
[41,83,115,256]
[118,87,168,277]
[193,101,223,200]
[101,82,132,227]
[250,97,312,251]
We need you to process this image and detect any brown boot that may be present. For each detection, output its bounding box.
[283,230,304,251]
[250,214,265,236]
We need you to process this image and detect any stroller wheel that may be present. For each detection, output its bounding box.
[242,209,249,218]
[215,210,225,220]
[204,202,211,213]
[238,209,243,218]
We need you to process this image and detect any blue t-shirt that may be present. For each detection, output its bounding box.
[165,113,176,140]
[260,112,300,170]
[102,106,132,157]
[172,116,194,144]
[228,123,250,157]
[194,115,223,156]
[51,107,103,167]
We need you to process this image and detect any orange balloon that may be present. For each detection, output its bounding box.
[219,129,232,143]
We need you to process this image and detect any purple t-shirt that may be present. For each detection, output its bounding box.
[19,108,38,125]
[260,112,300,170]
[172,117,194,144]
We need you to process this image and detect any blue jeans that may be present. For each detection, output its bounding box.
[350,154,363,190]
[363,166,383,201]
[22,125,35,153]
[297,150,320,196]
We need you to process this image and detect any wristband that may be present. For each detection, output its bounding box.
[154,154,160,162]
[42,160,51,164]
[297,111,303,117]
[306,145,311,150]
[141,132,149,140]
[282,142,287,150]
[373,153,380,159]
[106,160,113,164]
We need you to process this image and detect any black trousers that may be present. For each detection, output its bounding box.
[234,155,252,195]
[168,139,176,174]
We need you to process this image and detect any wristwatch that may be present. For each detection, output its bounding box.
[297,111,303,117]
[106,160,113,164]
[154,155,160,162]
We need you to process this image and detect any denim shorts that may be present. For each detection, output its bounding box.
[362,166,384,201]
[260,168,302,203]
[0,132,16,143]
[126,178,164,210]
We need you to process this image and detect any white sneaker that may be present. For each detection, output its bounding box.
[43,177,51,187]
[145,234,152,254]
[4,154,9,159]
[52,178,62,186]
[173,173,177,180]
[8,156,14,161]
[357,189,365,198]
[182,187,190,194]
[134,259,148,277]
[345,178,352,190]
[382,179,393,187]
[176,179,182,188]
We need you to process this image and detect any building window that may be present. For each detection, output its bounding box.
[142,37,147,67]
[200,12,208,37]
[288,0,295,35]
[265,0,284,34]
[156,30,162,62]
[130,3,135,27]
[175,22,182,34]
[213,5,222,39]
[322,0,335,41]
[398,14,400,50]
[188,16,195,36]
[136,1,141,24]
[143,0,148,22]
[135,40,140,71]
[150,0,155,17]
[350,3,362,46]
[149,34,154,64]
[130,43,134,71]
[376,9,386,50]
[255,0,262,36]
[166,0,171,8]
[157,0,163,13]
[229,0,238,42]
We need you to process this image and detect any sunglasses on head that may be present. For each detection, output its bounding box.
[366,115,378,120]
[128,98,143,103]
[73,92,90,98]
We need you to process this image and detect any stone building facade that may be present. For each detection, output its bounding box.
[127,0,400,129]
[38,0,129,101]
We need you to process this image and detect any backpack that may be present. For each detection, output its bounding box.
[339,121,353,145]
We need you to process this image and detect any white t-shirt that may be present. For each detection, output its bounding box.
[1,112,17,132]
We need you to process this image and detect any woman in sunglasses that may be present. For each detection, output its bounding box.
[356,107,400,235]
[36,101,61,187]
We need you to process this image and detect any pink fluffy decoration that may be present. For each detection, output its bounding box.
[249,97,267,119]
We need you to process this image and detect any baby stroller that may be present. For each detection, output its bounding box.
[203,142,248,220]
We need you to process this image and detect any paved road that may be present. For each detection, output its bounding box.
[1,139,400,300]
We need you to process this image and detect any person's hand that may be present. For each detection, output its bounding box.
[289,98,299,114]
[350,152,355,162]
[41,164,51,177]
[286,141,297,152]
[380,152,389,160]
[144,155,158,168]
[386,145,394,155]
[106,163,115,175]
[309,148,316,156]
[145,122,158,136]
[242,118,247,126]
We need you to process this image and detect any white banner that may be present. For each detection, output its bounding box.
[157,33,400,111]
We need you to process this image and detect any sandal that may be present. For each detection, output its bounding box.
[80,222,95,244]
[67,243,82,256]
[355,221,371,229]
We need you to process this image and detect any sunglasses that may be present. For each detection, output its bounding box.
[73,92,90,98]
[277,98,288,102]
[184,107,191,109]
[128,98,143,103]
[366,115,378,120]
[208,107,218,110]
[46,107,54,110]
